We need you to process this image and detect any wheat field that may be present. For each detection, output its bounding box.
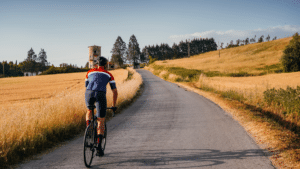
[0,68,142,166]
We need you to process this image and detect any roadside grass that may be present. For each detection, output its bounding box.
[0,67,143,168]
[145,60,300,168]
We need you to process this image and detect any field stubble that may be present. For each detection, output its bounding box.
[0,68,143,167]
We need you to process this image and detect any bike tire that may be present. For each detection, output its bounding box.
[83,124,95,167]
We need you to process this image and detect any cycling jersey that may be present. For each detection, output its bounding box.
[85,67,116,92]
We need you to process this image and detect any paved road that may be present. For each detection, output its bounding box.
[16,69,275,169]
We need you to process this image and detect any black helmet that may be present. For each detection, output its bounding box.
[96,56,108,66]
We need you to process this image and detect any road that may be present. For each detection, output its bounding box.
[16,69,275,169]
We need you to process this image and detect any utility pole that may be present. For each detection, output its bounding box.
[188,39,190,57]
[218,42,220,58]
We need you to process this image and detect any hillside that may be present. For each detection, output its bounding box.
[155,37,292,76]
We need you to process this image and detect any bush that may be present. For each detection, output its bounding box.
[281,32,300,72]
[264,86,300,115]
[148,55,157,65]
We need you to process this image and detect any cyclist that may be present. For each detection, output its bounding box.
[85,56,118,156]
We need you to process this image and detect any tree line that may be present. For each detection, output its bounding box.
[142,38,218,61]
[110,35,218,68]
[1,48,88,78]
[0,48,48,77]
[224,34,277,49]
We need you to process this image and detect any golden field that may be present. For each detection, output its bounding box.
[0,68,142,167]
[155,37,292,75]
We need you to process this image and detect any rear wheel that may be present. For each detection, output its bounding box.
[83,124,95,167]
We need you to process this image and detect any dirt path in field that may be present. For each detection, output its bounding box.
[15,69,275,169]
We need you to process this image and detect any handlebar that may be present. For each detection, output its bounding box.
[107,107,117,117]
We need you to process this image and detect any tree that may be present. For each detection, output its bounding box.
[111,36,127,67]
[273,36,277,40]
[178,40,188,57]
[220,42,224,49]
[236,39,240,46]
[258,35,264,43]
[38,48,48,71]
[126,34,141,68]
[250,35,256,43]
[141,47,149,63]
[85,62,89,69]
[266,34,271,41]
[245,38,250,45]
[22,48,37,73]
[281,32,300,72]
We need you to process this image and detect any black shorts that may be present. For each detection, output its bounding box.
[85,90,107,118]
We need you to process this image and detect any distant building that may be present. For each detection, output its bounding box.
[24,72,42,76]
[88,45,117,70]
[88,45,101,69]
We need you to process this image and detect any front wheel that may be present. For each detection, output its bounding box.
[83,124,95,167]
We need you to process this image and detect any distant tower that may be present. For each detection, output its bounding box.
[88,45,101,68]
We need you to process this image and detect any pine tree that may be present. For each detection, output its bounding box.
[126,34,141,68]
[38,49,48,71]
[245,38,249,45]
[266,34,271,41]
[26,48,36,61]
[258,35,264,43]
[111,36,127,67]
[22,48,37,73]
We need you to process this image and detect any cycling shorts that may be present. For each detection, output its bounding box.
[85,90,107,118]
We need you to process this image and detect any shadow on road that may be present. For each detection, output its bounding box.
[92,148,270,168]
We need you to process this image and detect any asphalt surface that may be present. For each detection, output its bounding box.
[16,69,275,169]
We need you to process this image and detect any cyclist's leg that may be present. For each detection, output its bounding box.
[85,90,96,127]
[95,91,107,136]
[95,91,107,156]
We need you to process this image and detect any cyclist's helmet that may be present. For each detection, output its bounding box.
[96,56,108,66]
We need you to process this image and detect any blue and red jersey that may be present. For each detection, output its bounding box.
[85,67,116,92]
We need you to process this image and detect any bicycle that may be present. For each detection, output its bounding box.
[83,105,117,168]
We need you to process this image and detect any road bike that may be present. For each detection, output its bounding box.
[83,106,117,168]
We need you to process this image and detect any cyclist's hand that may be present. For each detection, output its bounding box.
[112,107,117,112]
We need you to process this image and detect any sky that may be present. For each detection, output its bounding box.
[1,0,300,67]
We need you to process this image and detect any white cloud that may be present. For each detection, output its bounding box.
[169,25,300,47]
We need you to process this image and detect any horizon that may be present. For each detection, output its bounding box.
[1,0,300,67]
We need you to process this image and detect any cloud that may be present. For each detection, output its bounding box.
[169,25,300,46]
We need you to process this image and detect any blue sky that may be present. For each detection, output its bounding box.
[1,0,300,67]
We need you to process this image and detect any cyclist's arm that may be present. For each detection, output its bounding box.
[85,70,91,88]
[107,71,117,107]
[112,88,118,107]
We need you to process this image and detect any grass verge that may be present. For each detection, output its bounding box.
[145,65,300,168]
